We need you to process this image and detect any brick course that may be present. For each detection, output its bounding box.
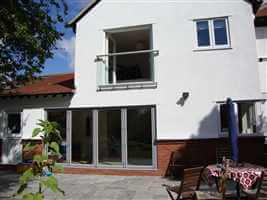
[1,137,264,176]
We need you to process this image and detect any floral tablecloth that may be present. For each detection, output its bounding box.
[206,164,264,190]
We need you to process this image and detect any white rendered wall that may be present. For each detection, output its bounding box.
[71,0,262,140]
[22,108,45,139]
[0,96,71,163]
[256,26,267,136]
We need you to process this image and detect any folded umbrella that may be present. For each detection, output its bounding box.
[226,98,239,162]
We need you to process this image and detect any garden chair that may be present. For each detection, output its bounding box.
[241,170,267,200]
[162,166,205,200]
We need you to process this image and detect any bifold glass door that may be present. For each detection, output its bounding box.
[98,109,122,166]
[97,107,155,168]
[46,107,156,168]
[71,110,93,164]
[127,108,153,166]
[47,110,67,163]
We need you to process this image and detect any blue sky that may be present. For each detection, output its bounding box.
[42,0,91,75]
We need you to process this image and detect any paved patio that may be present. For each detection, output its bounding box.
[0,170,177,200]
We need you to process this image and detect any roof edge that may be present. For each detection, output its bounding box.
[67,0,100,27]
[67,0,263,27]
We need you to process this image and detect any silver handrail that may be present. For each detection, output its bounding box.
[96,49,159,59]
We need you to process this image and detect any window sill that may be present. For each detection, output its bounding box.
[219,133,264,138]
[193,46,232,52]
[4,134,22,139]
[97,82,157,91]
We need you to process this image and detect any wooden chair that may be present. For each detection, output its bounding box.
[162,166,205,200]
[241,170,267,200]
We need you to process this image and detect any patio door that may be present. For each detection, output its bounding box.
[98,109,122,166]
[97,107,156,168]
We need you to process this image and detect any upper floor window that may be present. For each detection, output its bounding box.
[220,102,256,135]
[7,112,21,135]
[96,25,158,91]
[195,17,230,50]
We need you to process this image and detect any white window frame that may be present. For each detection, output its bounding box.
[96,24,158,91]
[6,111,22,138]
[218,102,260,137]
[194,17,231,51]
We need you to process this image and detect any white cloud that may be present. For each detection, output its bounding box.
[57,36,75,69]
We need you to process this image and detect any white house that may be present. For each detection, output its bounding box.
[0,0,265,175]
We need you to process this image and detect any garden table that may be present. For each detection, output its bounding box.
[206,163,264,199]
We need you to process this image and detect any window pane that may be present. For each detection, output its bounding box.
[106,27,152,84]
[238,103,256,134]
[220,104,228,132]
[116,53,152,83]
[98,110,122,165]
[8,113,21,134]
[127,108,152,166]
[214,19,228,45]
[71,110,93,164]
[47,111,67,163]
[196,21,210,47]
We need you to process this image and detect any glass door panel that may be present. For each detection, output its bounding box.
[71,110,93,164]
[98,110,122,166]
[47,111,67,163]
[127,108,152,166]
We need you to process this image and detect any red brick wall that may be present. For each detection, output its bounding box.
[61,137,265,176]
[157,137,265,177]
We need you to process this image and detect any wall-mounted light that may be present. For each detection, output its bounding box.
[176,92,190,106]
[182,92,189,101]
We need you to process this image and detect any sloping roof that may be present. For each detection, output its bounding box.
[256,2,267,17]
[67,0,100,27]
[0,73,75,97]
[255,2,267,26]
[67,0,262,27]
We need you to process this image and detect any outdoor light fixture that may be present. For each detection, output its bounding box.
[182,92,189,100]
[176,92,190,106]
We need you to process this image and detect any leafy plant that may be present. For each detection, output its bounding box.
[16,120,64,200]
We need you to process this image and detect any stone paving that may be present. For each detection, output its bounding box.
[0,170,177,200]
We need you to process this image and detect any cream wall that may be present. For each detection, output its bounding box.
[71,0,261,139]
[0,96,71,164]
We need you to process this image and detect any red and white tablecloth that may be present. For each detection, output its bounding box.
[206,164,264,190]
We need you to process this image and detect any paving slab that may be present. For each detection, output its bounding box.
[0,171,177,200]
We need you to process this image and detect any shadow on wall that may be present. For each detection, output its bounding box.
[164,104,267,177]
[164,106,220,177]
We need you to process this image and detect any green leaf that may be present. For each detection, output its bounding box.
[23,143,37,152]
[33,193,44,200]
[22,193,34,200]
[19,168,34,185]
[51,164,64,173]
[49,142,59,154]
[32,128,41,137]
[16,183,27,195]
[41,176,64,194]
[33,154,48,162]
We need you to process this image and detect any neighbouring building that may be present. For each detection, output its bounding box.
[255,1,267,160]
[0,0,266,175]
